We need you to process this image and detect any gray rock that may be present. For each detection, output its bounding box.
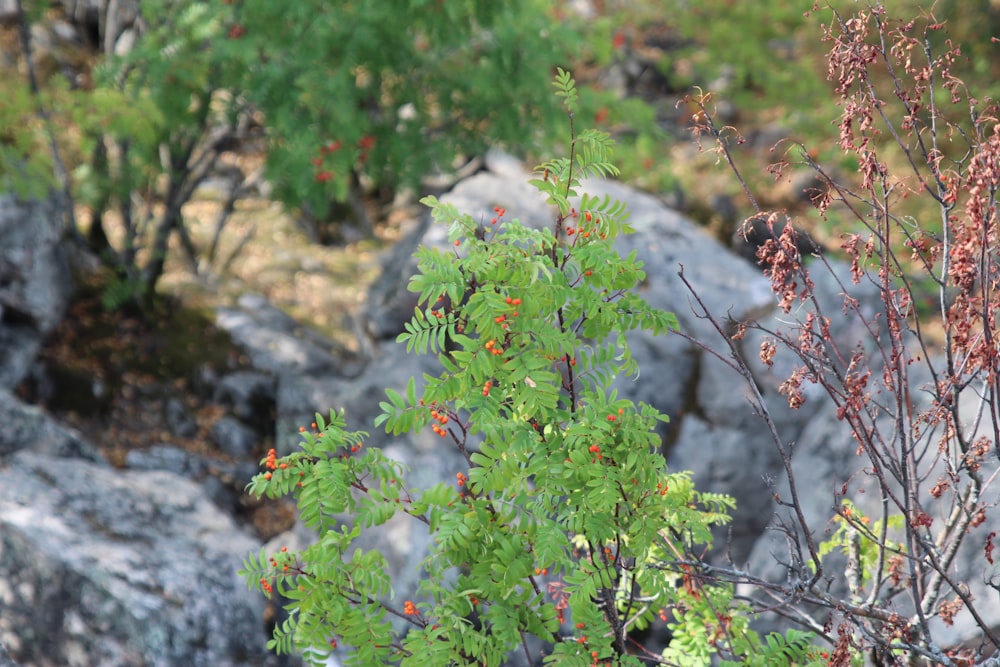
[0,193,72,388]
[0,390,105,462]
[0,327,40,391]
[213,370,276,431]
[164,396,198,438]
[275,349,444,457]
[0,450,275,667]
[361,213,431,342]
[211,415,259,459]
[124,444,208,476]
[0,193,70,333]
[216,293,343,377]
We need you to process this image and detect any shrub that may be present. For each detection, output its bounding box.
[241,71,820,666]
[13,0,618,309]
[679,3,1000,664]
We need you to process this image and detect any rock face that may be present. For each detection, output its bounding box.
[0,450,276,667]
[0,188,283,666]
[0,193,72,390]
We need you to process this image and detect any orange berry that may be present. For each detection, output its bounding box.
[512,298,521,306]
[264,472,273,480]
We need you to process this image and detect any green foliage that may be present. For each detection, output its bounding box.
[243,73,819,666]
[0,77,57,199]
[815,501,907,589]
[31,0,629,308]
[233,0,603,213]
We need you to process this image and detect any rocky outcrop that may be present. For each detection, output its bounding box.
[0,449,277,667]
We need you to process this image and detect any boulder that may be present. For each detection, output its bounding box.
[0,450,277,667]
[216,293,356,378]
[0,389,104,462]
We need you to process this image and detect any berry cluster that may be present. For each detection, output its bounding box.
[429,408,450,437]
